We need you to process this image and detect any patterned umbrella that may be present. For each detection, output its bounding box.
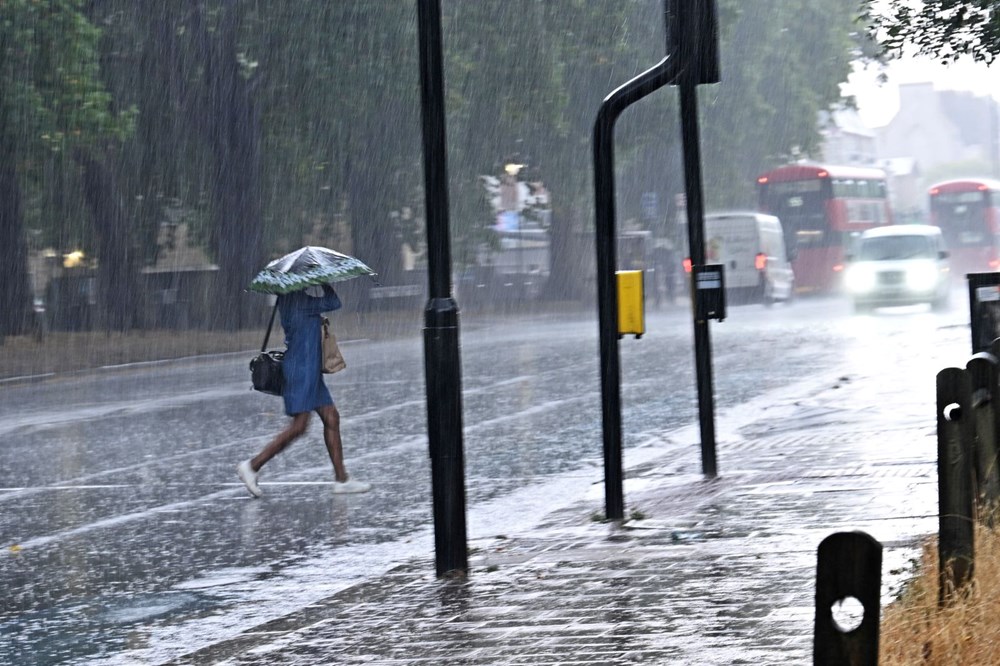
[249,246,378,294]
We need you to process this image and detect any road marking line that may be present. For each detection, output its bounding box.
[4,488,239,554]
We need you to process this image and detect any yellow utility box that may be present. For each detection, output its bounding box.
[616,270,645,338]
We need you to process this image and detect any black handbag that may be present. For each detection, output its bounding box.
[250,302,285,396]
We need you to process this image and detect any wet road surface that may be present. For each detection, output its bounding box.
[0,291,972,663]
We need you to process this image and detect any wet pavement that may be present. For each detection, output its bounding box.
[0,295,972,664]
[163,307,961,664]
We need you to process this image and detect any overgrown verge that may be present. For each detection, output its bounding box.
[0,309,423,381]
[880,522,1000,664]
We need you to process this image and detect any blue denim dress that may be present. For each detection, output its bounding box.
[276,285,342,416]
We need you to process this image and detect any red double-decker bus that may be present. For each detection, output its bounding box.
[928,178,1000,277]
[756,163,892,293]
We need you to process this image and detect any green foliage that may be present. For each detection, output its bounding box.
[7,0,869,321]
[701,0,864,209]
[867,0,1000,63]
[245,2,422,270]
[0,0,135,336]
[1,0,133,241]
[0,0,133,154]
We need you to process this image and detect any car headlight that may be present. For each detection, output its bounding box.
[905,261,938,292]
[845,264,875,294]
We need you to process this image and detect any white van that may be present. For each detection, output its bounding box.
[701,212,795,305]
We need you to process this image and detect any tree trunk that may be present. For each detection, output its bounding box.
[349,154,402,294]
[198,1,264,329]
[132,3,178,268]
[0,125,32,339]
[544,203,587,301]
[75,148,142,332]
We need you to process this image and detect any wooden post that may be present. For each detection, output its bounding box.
[813,531,882,666]
[967,352,1000,511]
[937,367,976,604]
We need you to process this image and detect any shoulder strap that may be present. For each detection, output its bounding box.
[261,300,279,352]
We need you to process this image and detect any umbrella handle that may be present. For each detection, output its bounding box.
[261,301,279,352]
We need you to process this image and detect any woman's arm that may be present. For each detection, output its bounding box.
[308,284,342,313]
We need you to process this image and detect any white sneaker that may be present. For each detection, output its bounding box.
[237,460,262,498]
[332,479,372,494]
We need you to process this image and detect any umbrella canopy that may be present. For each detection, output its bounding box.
[249,246,377,294]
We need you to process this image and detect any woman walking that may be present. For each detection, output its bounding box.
[238,284,370,497]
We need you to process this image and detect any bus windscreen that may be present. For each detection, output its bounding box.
[759,181,829,248]
[932,191,989,247]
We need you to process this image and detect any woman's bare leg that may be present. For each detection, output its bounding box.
[251,412,310,472]
[316,404,348,482]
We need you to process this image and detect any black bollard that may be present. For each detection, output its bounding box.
[813,531,882,666]
[937,367,976,603]
[967,353,1000,510]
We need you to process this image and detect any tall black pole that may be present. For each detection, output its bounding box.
[416,0,468,577]
[679,80,717,477]
[593,54,683,520]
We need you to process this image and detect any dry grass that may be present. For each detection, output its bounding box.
[0,301,595,381]
[880,522,1000,664]
[0,309,422,381]
[0,329,266,379]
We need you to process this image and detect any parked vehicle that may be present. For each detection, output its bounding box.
[844,224,951,312]
[684,212,795,305]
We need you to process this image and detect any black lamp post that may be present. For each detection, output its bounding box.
[416,0,468,578]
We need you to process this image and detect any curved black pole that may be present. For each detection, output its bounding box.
[593,54,684,521]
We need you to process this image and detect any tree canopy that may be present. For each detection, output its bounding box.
[3,0,870,333]
[0,0,133,335]
[701,0,863,207]
[867,0,1000,63]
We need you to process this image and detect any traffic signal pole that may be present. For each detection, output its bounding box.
[593,0,720,519]
[671,0,720,478]
[679,80,717,477]
[593,53,684,521]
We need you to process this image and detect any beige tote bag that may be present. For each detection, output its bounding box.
[321,317,346,374]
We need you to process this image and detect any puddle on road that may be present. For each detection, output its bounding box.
[98,591,202,624]
[0,590,206,665]
[171,565,270,591]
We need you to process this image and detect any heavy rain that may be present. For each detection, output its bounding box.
[0,1,996,664]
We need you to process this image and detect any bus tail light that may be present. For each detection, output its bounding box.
[682,257,692,274]
[990,248,1000,270]
[987,205,1000,233]
[754,253,767,271]
[832,263,845,273]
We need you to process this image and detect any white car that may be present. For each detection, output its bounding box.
[844,224,951,312]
